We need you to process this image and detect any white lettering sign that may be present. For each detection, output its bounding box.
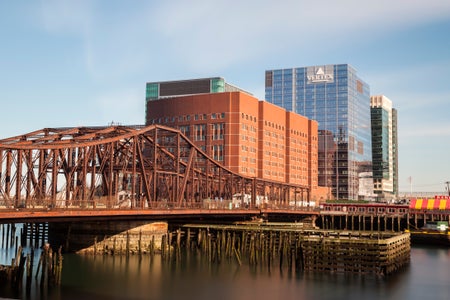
[307,66,334,83]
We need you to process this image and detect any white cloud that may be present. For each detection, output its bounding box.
[39,0,93,36]
[152,0,450,65]
[366,60,450,114]
[37,0,450,79]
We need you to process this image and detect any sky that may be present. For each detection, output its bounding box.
[1,0,450,195]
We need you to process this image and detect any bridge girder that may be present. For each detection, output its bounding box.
[0,125,309,209]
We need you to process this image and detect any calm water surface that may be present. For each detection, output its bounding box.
[0,244,449,300]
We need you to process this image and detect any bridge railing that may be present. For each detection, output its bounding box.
[0,196,318,212]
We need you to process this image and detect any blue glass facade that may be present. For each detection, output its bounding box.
[265,64,373,200]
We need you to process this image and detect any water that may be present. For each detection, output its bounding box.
[0,244,449,300]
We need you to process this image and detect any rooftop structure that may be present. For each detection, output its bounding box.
[146,77,252,101]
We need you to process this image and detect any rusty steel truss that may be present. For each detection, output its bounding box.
[0,125,309,210]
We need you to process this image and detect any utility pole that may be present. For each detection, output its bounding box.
[445,181,450,196]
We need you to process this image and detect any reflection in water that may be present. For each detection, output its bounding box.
[1,246,449,300]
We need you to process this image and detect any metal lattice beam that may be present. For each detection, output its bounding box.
[0,125,310,210]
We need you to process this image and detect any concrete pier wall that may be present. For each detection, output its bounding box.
[48,221,167,253]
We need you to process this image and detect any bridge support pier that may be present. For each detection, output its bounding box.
[48,220,168,253]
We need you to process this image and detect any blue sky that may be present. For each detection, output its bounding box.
[1,0,450,194]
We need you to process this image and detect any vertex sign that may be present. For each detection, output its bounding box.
[307,66,334,84]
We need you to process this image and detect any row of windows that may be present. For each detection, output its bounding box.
[290,147,309,155]
[241,113,257,122]
[292,166,308,171]
[173,134,313,167]
[264,161,284,167]
[263,151,286,158]
[241,145,257,153]
[323,205,407,214]
[291,139,309,146]
[241,157,257,163]
[263,150,285,158]
[241,123,257,132]
[170,146,223,161]
[150,112,226,124]
[290,174,308,180]
[290,129,309,138]
[271,80,350,90]
[302,108,350,116]
[152,114,317,149]
[263,170,284,177]
[240,167,256,174]
[189,124,225,141]
[263,141,285,149]
[264,131,287,141]
[291,156,308,163]
[264,121,284,131]
[242,135,257,143]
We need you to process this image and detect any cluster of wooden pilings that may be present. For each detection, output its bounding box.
[35,244,63,288]
[75,222,167,256]
[1,223,48,254]
[82,234,160,256]
[170,222,410,276]
[22,223,48,249]
[0,223,62,295]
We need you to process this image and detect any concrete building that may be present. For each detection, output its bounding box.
[145,78,329,202]
[370,95,398,201]
[265,64,374,200]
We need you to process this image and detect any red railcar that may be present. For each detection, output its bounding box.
[320,202,409,215]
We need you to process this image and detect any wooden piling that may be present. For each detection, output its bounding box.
[178,223,410,276]
[126,231,130,256]
[186,228,191,250]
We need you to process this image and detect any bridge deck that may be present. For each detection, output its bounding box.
[0,207,319,223]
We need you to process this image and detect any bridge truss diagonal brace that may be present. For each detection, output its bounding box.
[177,147,196,206]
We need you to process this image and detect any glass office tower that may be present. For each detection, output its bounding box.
[370,95,398,201]
[265,64,374,200]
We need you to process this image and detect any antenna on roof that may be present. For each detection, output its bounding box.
[109,121,122,126]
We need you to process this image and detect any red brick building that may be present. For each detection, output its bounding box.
[146,88,329,202]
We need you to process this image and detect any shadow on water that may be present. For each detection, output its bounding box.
[1,232,449,300]
[13,246,449,300]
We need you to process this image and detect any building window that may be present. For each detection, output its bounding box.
[194,124,206,141]
[212,123,224,140]
[179,125,190,137]
[212,144,223,161]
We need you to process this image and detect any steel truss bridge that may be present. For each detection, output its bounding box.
[0,125,312,221]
